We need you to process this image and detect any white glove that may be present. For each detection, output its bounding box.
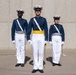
[49,41,52,45]
[28,40,32,45]
[62,42,64,45]
[44,41,48,45]
[12,40,15,44]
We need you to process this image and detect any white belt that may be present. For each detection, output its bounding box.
[52,33,61,36]
[16,31,24,34]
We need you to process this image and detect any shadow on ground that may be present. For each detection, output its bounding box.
[29,60,46,65]
[24,56,52,65]
[24,56,31,65]
[46,57,52,64]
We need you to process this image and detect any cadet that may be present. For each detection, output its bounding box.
[11,9,28,67]
[49,16,65,66]
[27,5,48,73]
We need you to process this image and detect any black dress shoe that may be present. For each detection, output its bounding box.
[15,64,21,67]
[32,69,38,73]
[38,70,44,73]
[57,63,62,66]
[21,64,24,67]
[52,63,56,66]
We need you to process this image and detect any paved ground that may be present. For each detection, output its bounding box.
[0,49,76,75]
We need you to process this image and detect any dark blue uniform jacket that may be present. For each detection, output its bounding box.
[49,24,65,41]
[11,18,28,41]
[27,16,48,41]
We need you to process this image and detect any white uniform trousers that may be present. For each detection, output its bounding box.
[32,34,44,70]
[52,36,62,64]
[15,33,25,64]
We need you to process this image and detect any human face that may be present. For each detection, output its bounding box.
[35,10,41,16]
[17,12,23,18]
[54,20,60,24]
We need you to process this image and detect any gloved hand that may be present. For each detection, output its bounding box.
[12,40,15,44]
[61,42,64,46]
[49,41,53,45]
[28,40,32,45]
[44,41,48,45]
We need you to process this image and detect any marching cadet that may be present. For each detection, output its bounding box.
[11,9,28,67]
[49,16,65,66]
[27,5,48,73]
